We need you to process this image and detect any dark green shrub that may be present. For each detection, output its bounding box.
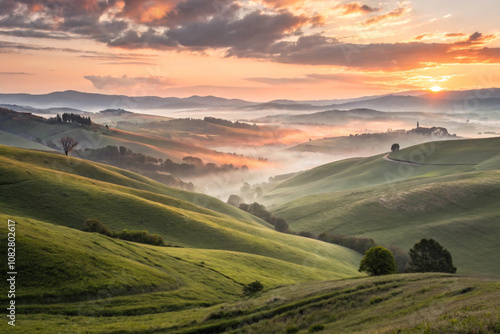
[318,232,375,254]
[286,326,299,333]
[83,219,164,246]
[243,281,264,295]
[239,202,290,233]
[114,229,164,246]
[309,324,325,332]
[83,219,112,236]
[274,219,289,233]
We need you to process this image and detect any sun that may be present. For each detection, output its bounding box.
[430,85,443,92]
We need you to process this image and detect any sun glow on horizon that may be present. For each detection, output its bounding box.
[430,85,443,92]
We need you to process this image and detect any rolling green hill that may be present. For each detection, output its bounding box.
[0,145,361,272]
[0,130,57,151]
[263,137,500,205]
[0,107,260,166]
[265,137,500,277]
[0,144,366,332]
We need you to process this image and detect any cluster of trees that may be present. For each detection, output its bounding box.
[55,113,92,126]
[237,202,290,233]
[79,145,159,169]
[358,238,456,276]
[75,145,194,190]
[165,156,245,177]
[99,108,131,114]
[83,219,165,246]
[407,126,453,136]
[239,183,263,201]
[77,145,244,184]
[204,117,258,130]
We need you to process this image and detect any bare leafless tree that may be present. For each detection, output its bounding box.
[60,137,79,156]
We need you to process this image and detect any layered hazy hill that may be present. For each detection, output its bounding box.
[262,137,500,277]
[0,107,282,166]
[289,129,458,157]
[255,107,500,138]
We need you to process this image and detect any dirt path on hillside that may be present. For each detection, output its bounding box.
[383,154,477,166]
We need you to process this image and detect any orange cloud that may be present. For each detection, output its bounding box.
[445,33,467,38]
[119,0,177,23]
[338,2,380,15]
[363,6,411,26]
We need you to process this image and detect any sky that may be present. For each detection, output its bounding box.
[0,0,499,101]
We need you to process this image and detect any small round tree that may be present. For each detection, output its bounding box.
[359,246,398,276]
[406,238,456,273]
[391,143,400,152]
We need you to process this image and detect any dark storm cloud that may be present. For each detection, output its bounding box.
[165,11,308,49]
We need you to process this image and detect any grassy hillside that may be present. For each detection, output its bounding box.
[263,137,500,205]
[0,130,56,151]
[4,243,499,334]
[0,144,361,273]
[266,137,500,277]
[0,107,261,166]
[0,145,367,333]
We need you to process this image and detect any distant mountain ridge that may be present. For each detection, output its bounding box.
[0,90,254,112]
[251,89,500,112]
[1,88,500,113]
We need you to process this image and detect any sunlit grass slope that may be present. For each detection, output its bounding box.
[0,145,361,275]
[268,138,500,277]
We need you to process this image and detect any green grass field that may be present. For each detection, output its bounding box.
[267,137,500,277]
[0,145,365,333]
[0,145,362,271]
[1,140,499,333]
[3,255,499,334]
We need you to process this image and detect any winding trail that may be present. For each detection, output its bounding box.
[383,154,477,167]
